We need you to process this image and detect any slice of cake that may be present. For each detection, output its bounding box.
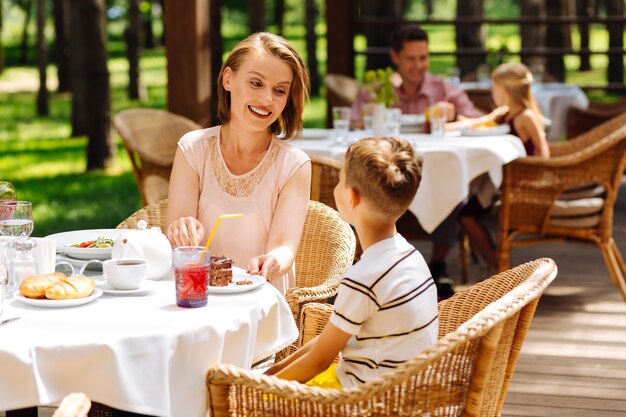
[210,256,233,286]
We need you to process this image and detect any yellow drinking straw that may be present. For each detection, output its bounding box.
[200,213,244,260]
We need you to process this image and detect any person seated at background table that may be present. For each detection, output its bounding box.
[265,137,439,388]
[165,32,312,295]
[460,62,550,269]
[353,23,484,298]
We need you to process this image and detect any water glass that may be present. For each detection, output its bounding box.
[429,103,449,138]
[447,67,461,86]
[477,64,490,87]
[0,201,33,237]
[173,246,210,308]
[0,249,7,317]
[332,106,351,145]
[361,103,376,131]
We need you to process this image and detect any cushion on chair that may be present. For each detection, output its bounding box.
[557,184,606,201]
[549,197,604,228]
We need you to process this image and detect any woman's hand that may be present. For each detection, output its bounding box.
[166,217,205,247]
[248,254,280,280]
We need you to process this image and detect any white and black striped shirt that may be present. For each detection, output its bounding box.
[330,234,439,387]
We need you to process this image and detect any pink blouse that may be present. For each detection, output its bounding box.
[178,125,310,294]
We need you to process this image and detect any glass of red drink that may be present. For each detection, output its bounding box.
[173,246,210,308]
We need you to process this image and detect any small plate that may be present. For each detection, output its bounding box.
[47,229,127,260]
[460,124,511,137]
[400,114,426,126]
[98,281,154,296]
[14,288,103,308]
[303,128,332,140]
[208,270,266,294]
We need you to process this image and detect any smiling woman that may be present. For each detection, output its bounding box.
[165,32,312,296]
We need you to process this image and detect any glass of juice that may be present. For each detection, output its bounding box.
[173,246,210,308]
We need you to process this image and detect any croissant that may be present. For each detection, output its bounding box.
[45,276,96,300]
[19,272,66,299]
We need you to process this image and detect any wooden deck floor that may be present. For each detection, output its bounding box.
[5,185,626,417]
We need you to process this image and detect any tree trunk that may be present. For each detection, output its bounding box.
[53,0,71,92]
[126,0,145,100]
[209,0,222,125]
[605,0,624,84]
[70,0,86,136]
[545,0,568,81]
[361,0,409,71]
[305,0,319,95]
[455,0,485,78]
[159,0,166,45]
[520,0,545,68]
[425,0,433,17]
[273,0,285,35]
[70,0,112,170]
[576,0,593,71]
[36,0,48,116]
[144,0,155,48]
[20,0,34,65]
[248,0,265,34]
[0,0,4,73]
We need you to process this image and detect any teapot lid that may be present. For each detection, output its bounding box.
[137,220,148,230]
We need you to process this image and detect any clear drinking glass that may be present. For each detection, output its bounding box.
[173,246,210,308]
[0,249,7,317]
[332,106,352,145]
[429,103,449,138]
[0,201,34,237]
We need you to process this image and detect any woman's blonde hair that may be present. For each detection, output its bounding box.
[217,32,310,139]
[344,137,422,220]
[491,63,544,129]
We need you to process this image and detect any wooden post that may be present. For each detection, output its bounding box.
[325,0,354,127]
[164,0,219,127]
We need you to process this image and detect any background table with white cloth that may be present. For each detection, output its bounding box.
[0,279,297,417]
[296,129,526,234]
[460,81,589,141]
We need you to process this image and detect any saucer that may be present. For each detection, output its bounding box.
[98,281,153,296]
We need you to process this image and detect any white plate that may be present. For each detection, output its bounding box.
[208,270,266,294]
[47,229,127,260]
[400,114,426,126]
[459,124,511,137]
[303,128,332,140]
[14,288,103,308]
[98,281,154,296]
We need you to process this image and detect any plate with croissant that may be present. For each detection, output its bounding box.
[15,272,103,308]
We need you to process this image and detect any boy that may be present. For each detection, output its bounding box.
[265,137,438,387]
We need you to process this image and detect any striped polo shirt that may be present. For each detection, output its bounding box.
[330,233,439,388]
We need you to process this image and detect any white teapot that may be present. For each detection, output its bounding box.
[112,220,172,280]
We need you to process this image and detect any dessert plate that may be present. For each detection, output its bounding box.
[14,288,103,308]
[98,281,154,296]
[208,269,266,295]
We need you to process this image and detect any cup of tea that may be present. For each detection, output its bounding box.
[173,246,210,308]
[102,258,147,290]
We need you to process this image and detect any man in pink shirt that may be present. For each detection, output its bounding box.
[352,24,483,299]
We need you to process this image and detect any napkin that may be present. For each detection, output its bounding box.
[32,237,56,274]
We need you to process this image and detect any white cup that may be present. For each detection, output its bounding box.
[103,258,147,290]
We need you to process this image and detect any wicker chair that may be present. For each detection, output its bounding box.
[310,154,342,211]
[287,200,356,324]
[116,199,168,230]
[113,108,201,206]
[206,258,557,417]
[497,112,626,302]
[566,101,626,139]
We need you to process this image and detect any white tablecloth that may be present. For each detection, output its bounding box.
[460,82,589,141]
[0,278,297,417]
[296,129,526,233]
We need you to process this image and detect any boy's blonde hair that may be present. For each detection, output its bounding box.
[491,63,544,129]
[217,32,311,139]
[344,137,422,220]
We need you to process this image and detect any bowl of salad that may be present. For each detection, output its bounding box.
[47,229,127,260]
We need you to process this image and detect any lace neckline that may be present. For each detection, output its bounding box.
[211,126,280,197]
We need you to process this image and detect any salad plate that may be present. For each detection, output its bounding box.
[47,229,127,260]
[14,288,103,308]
